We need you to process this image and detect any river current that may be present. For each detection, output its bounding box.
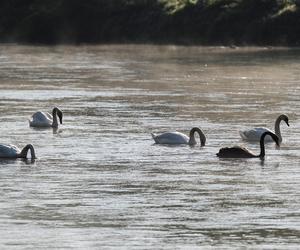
[0,45,299,249]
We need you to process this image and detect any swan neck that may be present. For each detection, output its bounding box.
[189,130,196,145]
[29,145,36,159]
[52,108,58,128]
[259,132,277,158]
[274,118,282,142]
[19,144,35,159]
[189,128,206,146]
[259,136,265,158]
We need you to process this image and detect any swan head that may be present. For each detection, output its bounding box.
[278,114,289,127]
[283,116,289,127]
[58,110,63,124]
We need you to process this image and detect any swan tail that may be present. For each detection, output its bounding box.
[239,130,247,140]
[151,133,158,143]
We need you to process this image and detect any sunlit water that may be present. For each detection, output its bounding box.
[0,45,299,249]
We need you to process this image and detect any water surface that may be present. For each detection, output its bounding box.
[0,45,299,249]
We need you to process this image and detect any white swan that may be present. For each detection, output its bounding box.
[239,114,289,143]
[217,131,279,159]
[29,107,63,128]
[0,144,36,159]
[151,127,206,146]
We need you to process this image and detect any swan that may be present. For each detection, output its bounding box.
[151,127,206,146]
[239,114,289,143]
[217,131,279,159]
[29,107,63,128]
[0,144,36,159]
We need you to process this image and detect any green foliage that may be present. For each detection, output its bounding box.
[0,0,299,45]
[161,0,198,13]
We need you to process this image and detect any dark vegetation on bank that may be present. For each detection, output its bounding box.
[1,0,300,46]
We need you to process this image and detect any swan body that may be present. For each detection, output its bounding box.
[0,144,36,159]
[217,131,279,159]
[152,132,189,144]
[239,114,289,143]
[29,107,63,128]
[151,127,206,146]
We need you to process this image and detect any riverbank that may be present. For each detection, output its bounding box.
[1,0,300,46]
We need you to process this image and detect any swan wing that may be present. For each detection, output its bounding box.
[239,127,273,141]
[0,144,19,158]
[152,132,189,144]
[217,146,254,158]
[30,111,52,127]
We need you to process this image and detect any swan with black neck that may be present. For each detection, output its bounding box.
[217,131,279,159]
[29,107,63,128]
[151,127,206,146]
[0,144,36,159]
[239,114,289,143]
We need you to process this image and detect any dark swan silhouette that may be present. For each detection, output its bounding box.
[217,131,279,159]
[151,127,206,146]
[0,144,36,159]
[239,114,289,143]
[29,107,63,128]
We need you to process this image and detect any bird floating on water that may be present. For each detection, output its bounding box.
[217,131,279,159]
[239,114,289,143]
[151,127,206,146]
[29,107,63,128]
[0,144,36,159]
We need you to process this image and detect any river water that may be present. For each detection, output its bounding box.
[0,45,299,249]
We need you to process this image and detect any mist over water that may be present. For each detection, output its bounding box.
[0,45,299,249]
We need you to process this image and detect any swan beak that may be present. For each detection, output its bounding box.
[286,121,290,126]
